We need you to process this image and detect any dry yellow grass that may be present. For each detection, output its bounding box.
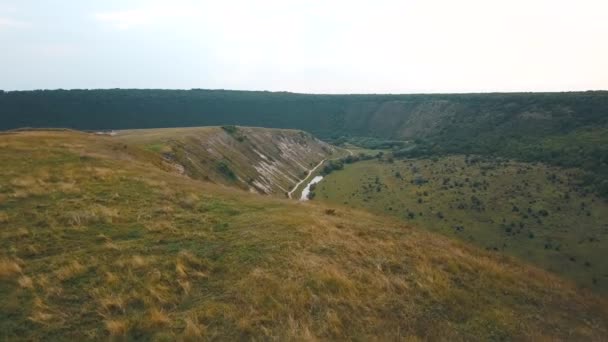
[66,205,119,226]
[98,294,126,314]
[179,193,200,209]
[105,319,128,336]
[104,271,119,285]
[103,241,120,251]
[147,220,174,233]
[28,298,59,325]
[175,261,188,279]
[14,227,30,238]
[129,255,148,269]
[0,259,22,279]
[183,316,204,340]
[18,275,33,289]
[87,167,114,180]
[54,260,86,281]
[55,181,80,194]
[0,130,606,340]
[147,308,170,327]
[0,211,9,224]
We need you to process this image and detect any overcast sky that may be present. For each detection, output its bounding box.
[0,0,606,93]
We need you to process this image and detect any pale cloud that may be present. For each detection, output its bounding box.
[2,0,607,91]
[34,44,80,58]
[94,9,158,30]
[94,0,605,93]
[0,17,30,29]
[93,3,199,30]
[0,3,18,13]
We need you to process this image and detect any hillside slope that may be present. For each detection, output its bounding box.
[0,130,607,340]
[114,126,338,196]
[314,156,608,294]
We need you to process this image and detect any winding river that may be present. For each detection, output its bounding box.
[287,148,352,201]
[300,175,324,201]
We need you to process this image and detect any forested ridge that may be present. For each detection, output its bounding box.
[2,89,606,136]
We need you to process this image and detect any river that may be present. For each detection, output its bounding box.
[300,175,324,201]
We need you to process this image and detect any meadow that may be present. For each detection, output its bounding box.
[315,155,608,294]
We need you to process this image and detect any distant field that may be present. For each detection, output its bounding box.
[315,156,608,294]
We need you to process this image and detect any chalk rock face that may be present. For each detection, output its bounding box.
[117,126,336,195]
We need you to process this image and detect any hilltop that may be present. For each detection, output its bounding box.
[0,129,607,340]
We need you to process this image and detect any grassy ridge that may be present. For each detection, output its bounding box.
[0,131,606,339]
[315,156,608,294]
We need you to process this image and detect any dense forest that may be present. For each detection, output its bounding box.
[2,89,606,137]
[1,89,607,195]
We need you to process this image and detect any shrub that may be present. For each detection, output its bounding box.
[221,125,238,134]
[321,160,344,175]
[325,209,336,215]
[216,161,236,180]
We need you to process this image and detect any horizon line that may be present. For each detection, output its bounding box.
[1,88,607,96]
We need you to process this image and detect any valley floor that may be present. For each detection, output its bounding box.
[315,155,608,294]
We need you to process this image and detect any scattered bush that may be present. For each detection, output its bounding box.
[322,160,344,175]
[216,161,236,180]
[221,125,238,134]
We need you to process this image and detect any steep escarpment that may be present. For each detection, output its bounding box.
[115,126,338,196]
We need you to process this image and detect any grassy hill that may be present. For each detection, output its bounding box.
[314,155,608,294]
[113,126,338,196]
[0,130,606,340]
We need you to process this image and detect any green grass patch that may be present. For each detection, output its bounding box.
[315,156,608,294]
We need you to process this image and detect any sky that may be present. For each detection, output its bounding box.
[0,0,606,93]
